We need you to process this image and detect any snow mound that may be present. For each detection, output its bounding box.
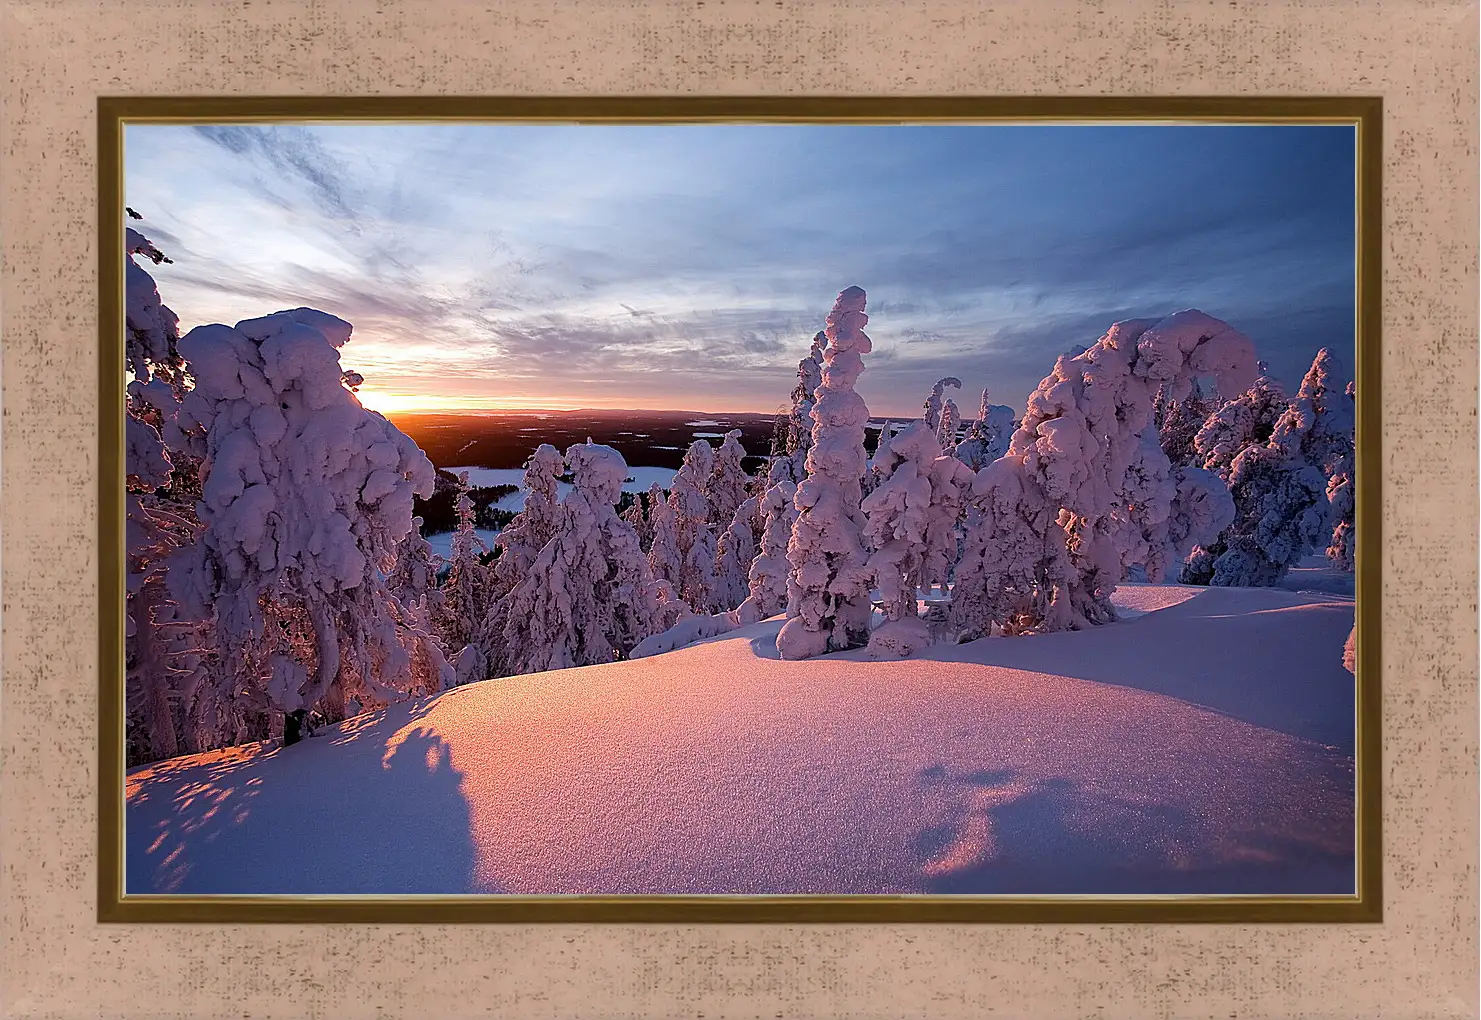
[127,585,1354,897]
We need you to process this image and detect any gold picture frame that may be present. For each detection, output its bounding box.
[99,95,1383,925]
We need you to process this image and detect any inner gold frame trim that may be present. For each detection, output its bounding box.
[99,95,1382,924]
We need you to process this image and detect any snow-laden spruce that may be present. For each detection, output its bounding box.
[124,224,228,763]
[776,286,875,660]
[706,430,751,532]
[1326,381,1357,573]
[734,476,798,624]
[648,440,720,614]
[859,420,973,657]
[714,494,761,612]
[922,376,962,432]
[1154,377,1217,468]
[937,397,962,454]
[1192,364,1288,483]
[862,421,939,624]
[494,443,667,674]
[1278,348,1355,480]
[779,332,827,482]
[622,486,655,553]
[474,443,566,677]
[954,390,1015,471]
[431,472,494,665]
[1189,350,1348,588]
[167,307,453,745]
[952,310,1257,636]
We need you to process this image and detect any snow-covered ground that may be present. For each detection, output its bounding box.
[125,582,1355,897]
[445,465,676,511]
[1277,552,1357,599]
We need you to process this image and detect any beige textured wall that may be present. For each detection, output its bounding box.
[3,0,1477,1017]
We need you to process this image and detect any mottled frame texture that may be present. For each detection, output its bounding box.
[2,0,1476,1018]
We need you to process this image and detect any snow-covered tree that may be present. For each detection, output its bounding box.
[937,397,962,453]
[783,332,827,479]
[1277,348,1355,479]
[955,392,1016,471]
[1326,429,1356,572]
[1184,350,1350,588]
[470,444,565,677]
[167,308,453,746]
[921,443,977,596]
[922,377,962,432]
[431,472,494,660]
[1116,430,1237,583]
[951,310,1258,636]
[714,494,760,612]
[735,478,798,623]
[493,443,666,674]
[622,486,654,552]
[1343,624,1357,675]
[1192,365,1288,482]
[1154,377,1216,468]
[649,440,719,613]
[862,421,939,624]
[706,429,752,536]
[949,455,1058,638]
[122,223,222,763]
[490,445,563,593]
[777,286,876,659]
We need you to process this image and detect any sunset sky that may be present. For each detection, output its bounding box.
[125,122,1357,419]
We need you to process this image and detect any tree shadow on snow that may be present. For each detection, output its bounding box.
[126,709,486,895]
[914,772,1354,896]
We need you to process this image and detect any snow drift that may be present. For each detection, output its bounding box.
[127,583,1355,897]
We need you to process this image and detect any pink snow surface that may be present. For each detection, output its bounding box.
[126,584,1355,897]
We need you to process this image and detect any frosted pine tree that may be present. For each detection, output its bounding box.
[168,308,453,747]
[494,443,665,674]
[1185,350,1350,587]
[1278,348,1355,478]
[1326,383,1357,572]
[707,430,751,527]
[862,421,938,620]
[735,478,798,623]
[122,223,223,763]
[776,286,875,660]
[1189,400,1334,588]
[921,443,977,596]
[622,487,654,552]
[474,444,565,675]
[1192,365,1288,481]
[949,456,1058,638]
[432,472,495,661]
[646,483,684,595]
[714,494,760,612]
[922,377,962,432]
[653,439,720,613]
[1155,377,1216,468]
[784,332,827,480]
[951,310,1257,635]
[955,392,1016,471]
[937,397,962,453]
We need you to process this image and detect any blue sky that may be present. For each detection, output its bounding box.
[125,122,1357,418]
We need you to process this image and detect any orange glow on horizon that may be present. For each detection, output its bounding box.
[354,386,785,418]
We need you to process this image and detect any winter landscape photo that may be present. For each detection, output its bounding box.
[120,120,1362,898]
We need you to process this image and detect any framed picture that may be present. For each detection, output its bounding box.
[102,96,1381,924]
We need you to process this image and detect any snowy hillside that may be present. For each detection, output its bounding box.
[126,582,1355,896]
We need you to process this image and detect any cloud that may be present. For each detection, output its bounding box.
[128,122,1357,416]
[193,125,358,222]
